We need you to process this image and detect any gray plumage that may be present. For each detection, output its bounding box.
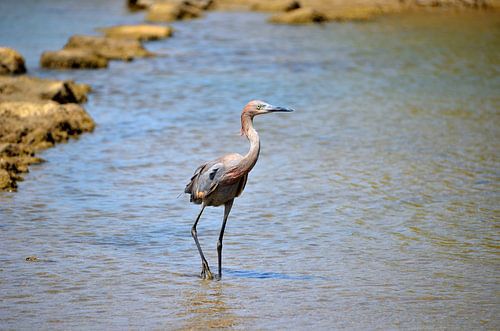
[185,154,248,206]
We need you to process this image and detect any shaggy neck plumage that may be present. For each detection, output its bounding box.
[220,112,261,185]
[240,113,260,174]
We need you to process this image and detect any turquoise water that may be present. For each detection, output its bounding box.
[1,2,499,329]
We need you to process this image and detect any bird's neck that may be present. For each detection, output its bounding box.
[240,113,260,174]
[219,113,260,185]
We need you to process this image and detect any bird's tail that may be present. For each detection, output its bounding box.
[184,181,193,194]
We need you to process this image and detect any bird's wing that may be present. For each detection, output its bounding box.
[185,161,223,204]
[184,163,207,195]
[185,154,243,204]
[196,162,224,195]
[189,162,223,204]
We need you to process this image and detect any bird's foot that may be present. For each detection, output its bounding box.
[200,261,213,280]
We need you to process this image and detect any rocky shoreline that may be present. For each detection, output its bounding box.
[0,70,95,191]
[1,0,497,191]
[139,0,499,24]
[0,22,175,190]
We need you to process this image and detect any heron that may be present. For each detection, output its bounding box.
[184,100,294,280]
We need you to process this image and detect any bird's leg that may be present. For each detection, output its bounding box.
[191,205,213,280]
[217,199,234,280]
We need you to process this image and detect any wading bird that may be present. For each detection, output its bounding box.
[185,100,294,280]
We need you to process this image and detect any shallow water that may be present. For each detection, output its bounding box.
[1,2,499,329]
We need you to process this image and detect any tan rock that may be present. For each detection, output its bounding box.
[25,256,39,262]
[0,168,12,190]
[413,0,489,6]
[210,0,252,10]
[0,101,95,191]
[146,2,202,22]
[0,47,27,75]
[185,0,215,10]
[0,76,91,104]
[326,7,379,22]
[269,7,327,24]
[64,35,154,61]
[127,0,150,10]
[40,49,108,69]
[250,0,300,12]
[98,24,173,41]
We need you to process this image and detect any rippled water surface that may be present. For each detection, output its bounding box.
[1,1,499,329]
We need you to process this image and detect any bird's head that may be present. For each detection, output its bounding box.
[243,100,295,117]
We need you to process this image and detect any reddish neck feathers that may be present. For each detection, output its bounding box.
[241,113,260,169]
[223,112,260,184]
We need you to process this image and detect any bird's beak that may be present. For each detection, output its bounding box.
[264,104,295,113]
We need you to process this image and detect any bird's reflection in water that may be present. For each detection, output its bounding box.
[175,282,240,330]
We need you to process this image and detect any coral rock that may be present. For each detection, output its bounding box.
[0,47,27,75]
[269,7,327,24]
[98,24,173,41]
[41,49,108,69]
[0,101,95,190]
[251,0,301,12]
[146,2,202,22]
[0,76,91,104]
[64,35,153,61]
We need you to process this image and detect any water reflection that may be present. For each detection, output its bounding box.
[176,283,239,330]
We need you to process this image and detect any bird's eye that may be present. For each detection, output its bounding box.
[257,104,264,110]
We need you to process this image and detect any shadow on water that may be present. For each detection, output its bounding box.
[174,269,330,281]
[224,268,328,281]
